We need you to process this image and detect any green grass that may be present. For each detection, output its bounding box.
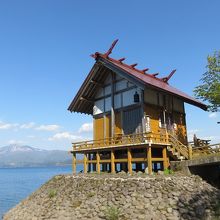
[104,206,120,220]
[48,189,57,198]
[164,168,174,175]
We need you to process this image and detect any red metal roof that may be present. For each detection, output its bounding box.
[68,40,207,113]
[91,51,207,111]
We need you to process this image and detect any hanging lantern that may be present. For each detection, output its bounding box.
[134,91,140,103]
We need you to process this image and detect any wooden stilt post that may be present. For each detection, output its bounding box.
[162,147,168,170]
[96,152,100,174]
[111,150,115,174]
[72,153,76,174]
[147,146,152,174]
[83,153,87,174]
[128,148,132,174]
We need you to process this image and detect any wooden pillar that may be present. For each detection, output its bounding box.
[72,153,76,174]
[147,146,152,174]
[111,72,115,137]
[111,150,115,173]
[127,148,132,174]
[162,147,168,169]
[96,152,100,174]
[83,153,88,174]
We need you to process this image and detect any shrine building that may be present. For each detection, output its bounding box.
[68,40,206,174]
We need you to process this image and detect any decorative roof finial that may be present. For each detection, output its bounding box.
[104,39,119,57]
[130,63,138,68]
[142,68,149,73]
[161,69,176,83]
[118,57,126,62]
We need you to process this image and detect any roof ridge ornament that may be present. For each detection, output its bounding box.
[161,69,176,83]
[104,39,119,58]
[130,63,138,68]
[151,73,159,77]
[141,68,149,73]
[118,57,126,62]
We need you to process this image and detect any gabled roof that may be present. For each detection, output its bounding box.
[68,40,207,114]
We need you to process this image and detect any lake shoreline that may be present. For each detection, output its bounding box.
[0,166,73,219]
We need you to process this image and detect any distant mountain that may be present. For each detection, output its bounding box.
[0,145,72,168]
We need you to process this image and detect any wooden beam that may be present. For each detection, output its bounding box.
[80,96,94,103]
[96,152,100,174]
[162,147,168,169]
[83,154,88,174]
[72,153,76,174]
[114,159,128,163]
[147,146,152,174]
[111,150,115,174]
[90,80,103,87]
[132,158,147,162]
[87,160,97,163]
[127,148,132,174]
[151,158,164,162]
[100,159,111,163]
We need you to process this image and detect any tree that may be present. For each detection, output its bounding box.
[194,51,220,112]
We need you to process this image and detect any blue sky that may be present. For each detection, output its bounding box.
[0,0,219,150]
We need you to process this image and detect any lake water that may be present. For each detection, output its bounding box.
[0,166,77,219]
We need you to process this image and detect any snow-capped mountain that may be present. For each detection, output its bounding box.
[0,145,45,154]
[0,145,72,167]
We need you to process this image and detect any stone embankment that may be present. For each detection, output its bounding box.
[3,173,220,220]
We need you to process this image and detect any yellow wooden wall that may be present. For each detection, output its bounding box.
[144,104,160,133]
[93,112,123,140]
[105,115,111,138]
[144,104,187,144]
[173,112,187,144]
[94,117,104,140]
[115,112,122,135]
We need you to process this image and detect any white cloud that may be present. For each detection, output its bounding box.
[187,129,200,141]
[78,123,93,133]
[20,122,35,129]
[209,112,218,118]
[36,124,60,131]
[48,132,81,141]
[8,139,25,145]
[0,121,19,130]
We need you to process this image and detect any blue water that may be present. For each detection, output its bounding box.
[0,166,74,219]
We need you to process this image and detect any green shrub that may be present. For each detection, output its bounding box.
[104,206,120,220]
[164,168,174,175]
[48,189,57,198]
